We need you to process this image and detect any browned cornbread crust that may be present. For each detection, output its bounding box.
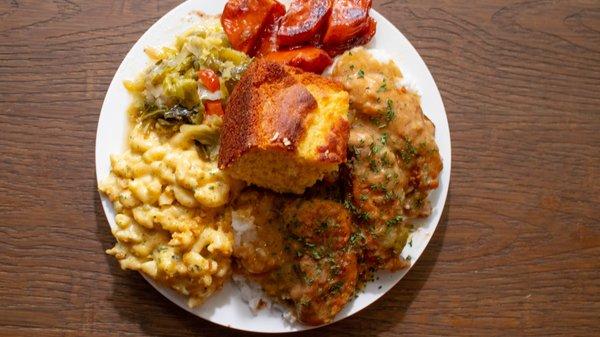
[218,59,349,193]
[219,60,315,166]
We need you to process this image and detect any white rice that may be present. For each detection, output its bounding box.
[231,274,297,323]
[232,274,272,314]
[230,210,296,322]
[397,76,420,94]
[230,209,257,248]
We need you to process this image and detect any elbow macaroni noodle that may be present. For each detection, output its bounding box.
[100,116,238,307]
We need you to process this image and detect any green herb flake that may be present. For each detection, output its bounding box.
[380,153,391,167]
[369,183,387,192]
[381,133,388,145]
[357,69,365,78]
[399,137,417,163]
[377,79,388,93]
[385,99,395,122]
[369,159,379,172]
[329,281,345,295]
[386,215,404,227]
[370,142,382,154]
[310,248,322,260]
[384,191,395,201]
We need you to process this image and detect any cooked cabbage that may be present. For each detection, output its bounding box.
[125,17,251,125]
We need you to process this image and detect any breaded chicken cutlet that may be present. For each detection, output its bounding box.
[231,189,357,325]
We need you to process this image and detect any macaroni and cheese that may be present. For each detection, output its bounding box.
[100,116,240,307]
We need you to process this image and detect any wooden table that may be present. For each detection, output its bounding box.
[1,1,599,336]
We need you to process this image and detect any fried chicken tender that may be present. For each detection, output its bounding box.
[232,190,358,325]
[282,199,357,325]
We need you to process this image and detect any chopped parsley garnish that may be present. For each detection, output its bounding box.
[357,69,365,78]
[414,195,425,209]
[381,133,388,145]
[310,247,322,260]
[380,153,391,167]
[369,183,386,192]
[343,199,371,221]
[386,215,404,227]
[385,99,395,122]
[329,281,345,295]
[349,232,364,247]
[370,142,382,154]
[369,99,396,128]
[384,191,395,201]
[369,159,379,172]
[399,137,417,163]
[377,79,388,93]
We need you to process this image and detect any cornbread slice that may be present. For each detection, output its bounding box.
[218,59,349,193]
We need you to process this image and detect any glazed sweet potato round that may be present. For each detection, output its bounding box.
[262,46,333,74]
[323,0,373,46]
[221,0,285,54]
[277,0,332,47]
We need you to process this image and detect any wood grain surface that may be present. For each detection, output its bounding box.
[1,0,599,336]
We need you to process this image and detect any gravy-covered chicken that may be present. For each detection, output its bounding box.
[232,190,357,325]
[331,47,443,274]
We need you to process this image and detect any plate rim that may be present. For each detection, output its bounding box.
[95,0,451,333]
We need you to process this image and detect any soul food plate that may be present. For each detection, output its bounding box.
[95,0,451,332]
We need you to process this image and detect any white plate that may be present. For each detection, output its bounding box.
[95,0,451,333]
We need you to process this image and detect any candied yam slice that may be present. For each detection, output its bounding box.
[322,0,373,46]
[221,0,285,54]
[255,19,282,56]
[263,47,333,73]
[277,0,333,47]
[324,17,376,56]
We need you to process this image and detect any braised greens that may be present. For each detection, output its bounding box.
[124,18,251,125]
